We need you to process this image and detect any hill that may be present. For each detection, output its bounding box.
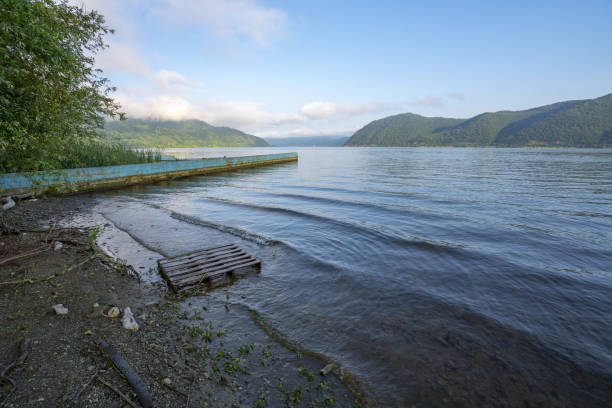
[104,119,269,148]
[265,135,349,146]
[345,94,612,147]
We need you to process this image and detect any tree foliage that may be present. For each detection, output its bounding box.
[0,0,123,173]
[345,94,612,147]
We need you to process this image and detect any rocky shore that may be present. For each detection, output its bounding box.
[0,195,361,408]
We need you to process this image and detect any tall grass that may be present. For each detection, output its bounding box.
[55,139,162,169]
[1,139,162,174]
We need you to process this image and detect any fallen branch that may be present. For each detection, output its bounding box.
[160,379,188,398]
[186,373,197,408]
[0,377,16,408]
[0,338,30,408]
[56,238,87,247]
[0,246,50,266]
[61,253,98,274]
[95,338,152,408]
[44,224,54,244]
[74,369,100,401]
[0,278,35,286]
[96,376,143,408]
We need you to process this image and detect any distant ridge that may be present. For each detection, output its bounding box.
[345,93,612,147]
[104,118,269,148]
[265,135,349,147]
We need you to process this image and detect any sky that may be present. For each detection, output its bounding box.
[76,0,612,138]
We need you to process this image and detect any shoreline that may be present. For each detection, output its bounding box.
[0,195,362,407]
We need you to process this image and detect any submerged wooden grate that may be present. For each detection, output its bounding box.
[157,243,261,292]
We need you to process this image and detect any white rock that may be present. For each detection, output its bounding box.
[121,307,139,331]
[106,306,121,318]
[54,242,63,251]
[320,362,335,376]
[162,378,172,386]
[93,303,99,308]
[1,197,15,211]
[53,304,68,315]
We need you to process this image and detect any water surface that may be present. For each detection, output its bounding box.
[96,147,612,406]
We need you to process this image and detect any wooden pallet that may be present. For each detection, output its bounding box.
[157,243,261,292]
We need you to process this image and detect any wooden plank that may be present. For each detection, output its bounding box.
[159,243,236,263]
[171,255,256,283]
[166,253,251,277]
[175,260,262,289]
[159,244,237,266]
[157,264,179,292]
[162,248,243,272]
[158,244,261,293]
[162,247,243,270]
[167,254,252,280]
[173,258,260,287]
[162,244,239,265]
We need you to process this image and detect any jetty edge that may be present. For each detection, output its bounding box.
[0,152,297,196]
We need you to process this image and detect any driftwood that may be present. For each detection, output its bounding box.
[74,369,100,401]
[186,374,197,408]
[96,376,143,408]
[95,338,152,408]
[61,253,98,274]
[0,278,35,286]
[0,246,50,266]
[0,338,30,408]
[0,338,30,377]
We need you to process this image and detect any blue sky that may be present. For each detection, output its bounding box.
[80,0,612,138]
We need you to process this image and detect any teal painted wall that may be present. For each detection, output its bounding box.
[0,153,297,194]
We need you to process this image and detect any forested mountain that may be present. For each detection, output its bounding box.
[104,119,269,148]
[345,94,612,147]
[265,135,350,146]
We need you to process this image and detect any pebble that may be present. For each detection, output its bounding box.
[162,378,172,386]
[93,303,99,308]
[87,365,95,372]
[106,306,120,318]
[121,307,139,331]
[54,241,63,251]
[1,197,15,211]
[320,362,335,376]
[52,304,68,315]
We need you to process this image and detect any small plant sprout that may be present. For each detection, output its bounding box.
[203,329,213,342]
[291,386,302,404]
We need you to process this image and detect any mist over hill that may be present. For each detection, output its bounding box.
[104,119,269,148]
[345,94,612,147]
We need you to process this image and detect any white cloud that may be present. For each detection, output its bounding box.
[97,42,149,76]
[300,102,380,120]
[154,0,287,46]
[117,94,197,120]
[153,70,188,89]
[117,92,304,129]
[198,101,303,128]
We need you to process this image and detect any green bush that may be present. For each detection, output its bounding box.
[0,0,124,173]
